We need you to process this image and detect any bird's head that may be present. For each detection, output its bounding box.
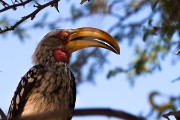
[33,27,120,65]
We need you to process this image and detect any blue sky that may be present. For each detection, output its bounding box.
[0,1,179,120]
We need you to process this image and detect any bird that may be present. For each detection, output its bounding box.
[7,27,120,120]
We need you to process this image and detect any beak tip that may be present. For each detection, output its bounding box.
[117,51,120,55]
[116,46,120,55]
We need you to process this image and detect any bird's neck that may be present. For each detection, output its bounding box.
[44,59,69,69]
[33,48,70,66]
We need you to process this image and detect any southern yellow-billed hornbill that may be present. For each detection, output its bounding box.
[7,27,120,120]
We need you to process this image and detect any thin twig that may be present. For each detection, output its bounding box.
[0,0,60,34]
[0,0,32,12]
[0,0,9,7]
[80,0,91,5]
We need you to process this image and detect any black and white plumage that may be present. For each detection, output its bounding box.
[7,27,120,120]
[7,63,76,120]
[7,65,46,118]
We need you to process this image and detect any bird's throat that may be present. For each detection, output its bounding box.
[53,48,69,63]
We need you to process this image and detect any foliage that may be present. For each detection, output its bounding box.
[148,91,179,118]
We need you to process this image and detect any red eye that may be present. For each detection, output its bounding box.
[57,31,69,44]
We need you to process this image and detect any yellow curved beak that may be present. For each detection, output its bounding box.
[66,27,120,55]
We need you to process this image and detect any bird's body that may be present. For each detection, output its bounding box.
[8,62,75,120]
[7,27,120,120]
[21,63,75,120]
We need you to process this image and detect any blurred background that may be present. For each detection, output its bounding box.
[0,0,180,120]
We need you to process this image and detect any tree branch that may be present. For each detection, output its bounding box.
[0,0,60,34]
[12,108,144,120]
[0,0,32,13]
[74,108,145,120]
[163,111,180,120]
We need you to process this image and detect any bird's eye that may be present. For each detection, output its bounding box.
[57,31,69,44]
[62,34,68,40]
